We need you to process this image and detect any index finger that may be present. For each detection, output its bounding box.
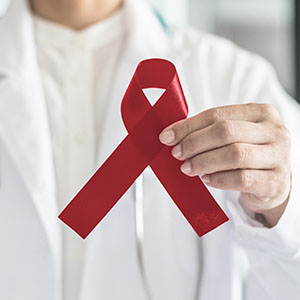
[159,103,279,145]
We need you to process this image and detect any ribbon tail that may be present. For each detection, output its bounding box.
[58,135,148,239]
[150,147,229,237]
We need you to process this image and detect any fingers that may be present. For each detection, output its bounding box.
[241,192,289,213]
[201,169,282,200]
[180,143,278,176]
[171,120,274,161]
[200,169,290,212]
[159,103,280,146]
[158,102,291,216]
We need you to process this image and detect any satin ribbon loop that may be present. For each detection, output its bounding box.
[121,59,188,133]
[59,58,229,239]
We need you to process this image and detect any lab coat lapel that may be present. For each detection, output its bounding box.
[0,0,61,278]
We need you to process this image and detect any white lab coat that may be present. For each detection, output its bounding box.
[0,0,300,299]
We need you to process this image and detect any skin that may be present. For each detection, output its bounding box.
[29,0,123,30]
[159,103,291,228]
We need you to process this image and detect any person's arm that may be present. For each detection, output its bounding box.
[227,56,300,299]
[159,50,300,298]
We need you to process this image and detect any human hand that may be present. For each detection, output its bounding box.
[159,103,291,227]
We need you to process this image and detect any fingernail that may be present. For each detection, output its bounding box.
[181,161,191,174]
[159,130,175,144]
[201,175,210,184]
[172,144,182,158]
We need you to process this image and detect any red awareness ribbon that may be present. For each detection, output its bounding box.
[59,59,229,239]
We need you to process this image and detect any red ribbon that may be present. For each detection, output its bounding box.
[59,59,228,239]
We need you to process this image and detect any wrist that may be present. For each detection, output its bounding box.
[259,190,291,228]
[255,172,292,227]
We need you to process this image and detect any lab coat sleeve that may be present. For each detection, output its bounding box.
[226,53,300,299]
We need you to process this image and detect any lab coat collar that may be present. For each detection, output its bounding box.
[0,0,33,75]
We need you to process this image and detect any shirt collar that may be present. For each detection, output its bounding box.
[33,6,126,50]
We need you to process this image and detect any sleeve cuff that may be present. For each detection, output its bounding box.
[226,164,300,257]
[230,195,264,228]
